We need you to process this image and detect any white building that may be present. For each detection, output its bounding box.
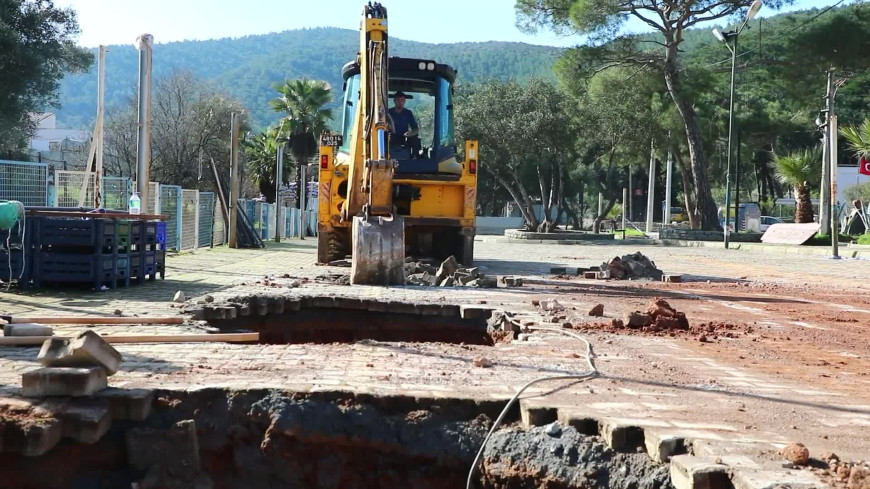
[28,113,89,167]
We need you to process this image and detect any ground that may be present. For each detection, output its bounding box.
[1,237,869,484]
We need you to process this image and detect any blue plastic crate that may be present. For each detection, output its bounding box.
[155,221,167,246]
[37,218,131,254]
[34,252,128,289]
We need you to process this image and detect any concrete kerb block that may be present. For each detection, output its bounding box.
[730,467,822,489]
[600,420,644,451]
[22,367,108,397]
[459,305,494,320]
[644,430,687,463]
[38,330,122,375]
[669,455,731,489]
[3,323,54,337]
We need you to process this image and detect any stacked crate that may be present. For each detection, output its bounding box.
[130,221,167,283]
[0,217,34,290]
[33,218,132,290]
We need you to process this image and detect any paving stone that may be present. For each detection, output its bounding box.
[600,420,645,451]
[644,430,686,463]
[22,367,108,397]
[40,399,111,444]
[3,323,54,337]
[459,305,493,320]
[521,404,558,427]
[95,387,155,421]
[730,467,822,489]
[669,455,732,489]
[38,330,122,375]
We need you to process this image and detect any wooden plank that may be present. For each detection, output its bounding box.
[2,316,184,325]
[0,333,259,346]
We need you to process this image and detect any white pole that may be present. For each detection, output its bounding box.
[646,141,655,233]
[135,34,153,208]
[94,45,106,208]
[830,114,839,258]
[597,192,603,219]
[299,165,306,240]
[664,148,673,226]
[274,146,283,243]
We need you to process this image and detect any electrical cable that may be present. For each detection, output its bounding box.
[465,318,599,489]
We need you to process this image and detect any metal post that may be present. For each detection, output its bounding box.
[274,145,283,243]
[724,32,738,249]
[628,165,633,222]
[830,114,839,258]
[228,113,241,248]
[664,149,673,225]
[735,128,741,232]
[135,34,153,208]
[597,192,603,220]
[622,188,628,233]
[646,140,655,233]
[94,45,106,208]
[299,165,306,240]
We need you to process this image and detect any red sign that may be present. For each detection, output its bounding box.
[860,156,870,176]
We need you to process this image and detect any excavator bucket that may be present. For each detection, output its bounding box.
[350,214,405,285]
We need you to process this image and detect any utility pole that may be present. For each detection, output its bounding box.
[723,30,738,249]
[228,113,241,248]
[299,165,307,240]
[94,45,106,209]
[820,70,835,235]
[274,145,283,243]
[830,114,839,258]
[646,140,655,233]
[135,34,153,209]
[735,128,741,232]
[628,165,633,222]
[664,148,673,226]
[622,187,628,232]
[597,192,603,221]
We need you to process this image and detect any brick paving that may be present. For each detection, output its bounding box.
[1,238,869,464]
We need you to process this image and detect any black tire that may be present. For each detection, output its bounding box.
[326,229,349,263]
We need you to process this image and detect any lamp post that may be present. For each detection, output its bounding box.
[712,0,762,249]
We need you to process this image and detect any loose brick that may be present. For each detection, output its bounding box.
[38,331,122,375]
[41,399,112,444]
[95,387,155,421]
[22,367,108,397]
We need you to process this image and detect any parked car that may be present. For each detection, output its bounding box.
[760,216,784,232]
[669,207,689,223]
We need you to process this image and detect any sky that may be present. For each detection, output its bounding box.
[57,0,840,48]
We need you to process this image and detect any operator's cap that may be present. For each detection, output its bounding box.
[391,91,413,99]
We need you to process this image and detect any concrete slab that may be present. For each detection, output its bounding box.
[669,455,731,489]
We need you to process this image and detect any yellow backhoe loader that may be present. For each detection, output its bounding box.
[317,3,479,285]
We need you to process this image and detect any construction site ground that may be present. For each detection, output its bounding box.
[1,237,869,481]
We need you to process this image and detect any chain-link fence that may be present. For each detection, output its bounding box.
[0,160,49,206]
[103,176,132,211]
[180,189,198,251]
[160,185,181,251]
[198,192,216,248]
[54,170,95,207]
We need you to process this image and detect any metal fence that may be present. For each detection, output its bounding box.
[55,170,95,207]
[0,160,49,207]
[198,192,216,248]
[240,199,317,240]
[160,185,181,251]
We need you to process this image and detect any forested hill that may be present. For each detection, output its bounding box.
[55,27,562,129]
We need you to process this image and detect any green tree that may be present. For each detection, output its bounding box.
[841,119,870,159]
[456,79,577,232]
[773,147,821,223]
[270,79,333,168]
[243,127,283,202]
[0,0,93,157]
[516,0,794,231]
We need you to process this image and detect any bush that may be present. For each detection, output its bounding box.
[844,182,870,204]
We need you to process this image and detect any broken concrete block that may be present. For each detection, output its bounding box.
[625,311,654,329]
[597,270,611,279]
[663,274,683,283]
[3,323,54,337]
[588,304,605,317]
[669,455,732,489]
[38,330,122,375]
[95,387,155,421]
[173,291,186,303]
[22,367,108,397]
[583,271,598,279]
[435,255,458,282]
[500,276,523,287]
[439,276,455,287]
[459,305,493,320]
[479,276,498,288]
[644,431,686,463]
[41,399,112,444]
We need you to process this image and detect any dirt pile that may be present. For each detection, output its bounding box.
[482,423,672,489]
[600,252,664,281]
[621,299,689,332]
[405,256,497,288]
[810,453,869,489]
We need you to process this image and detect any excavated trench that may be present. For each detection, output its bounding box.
[203,295,497,345]
[2,389,674,489]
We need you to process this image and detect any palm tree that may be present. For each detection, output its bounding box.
[773,147,822,224]
[841,118,870,159]
[244,127,281,202]
[270,79,333,169]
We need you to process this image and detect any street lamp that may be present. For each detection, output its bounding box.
[713,0,762,249]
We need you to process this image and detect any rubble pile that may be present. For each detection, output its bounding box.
[405,256,497,288]
[599,252,663,281]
